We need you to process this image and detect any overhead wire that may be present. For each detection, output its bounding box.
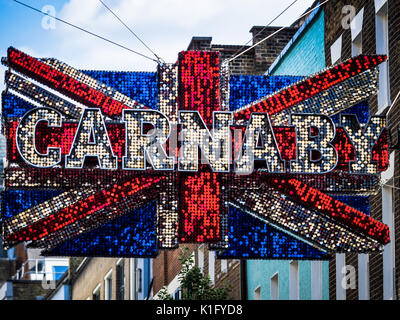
[98,0,164,63]
[13,0,159,63]
[225,0,330,64]
[227,0,299,62]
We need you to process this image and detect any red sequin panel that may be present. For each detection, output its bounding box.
[234,55,387,121]
[180,170,221,243]
[5,175,166,245]
[5,121,19,161]
[372,128,389,171]
[273,127,296,161]
[178,51,220,124]
[332,127,356,171]
[35,122,77,155]
[178,51,222,243]
[7,47,133,117]
[266,178,390,245]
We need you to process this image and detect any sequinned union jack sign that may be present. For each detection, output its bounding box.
[0,47,391,259]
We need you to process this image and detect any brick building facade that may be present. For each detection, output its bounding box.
[323,0,399,300]
[67,257,152,300]
[71,258,128,300]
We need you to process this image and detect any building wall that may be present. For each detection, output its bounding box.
[11,280,50,300]
[72,258,124,300]
[50,285,70,300]
[71,257,151,300]
[247,5,329,301]
[324,0,400,300]
[197,246,242,300]
[187,25,298,75]
[270,9,325,76]
[247,260,329,300]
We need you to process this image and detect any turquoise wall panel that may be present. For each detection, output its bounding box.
[270,10,325,76]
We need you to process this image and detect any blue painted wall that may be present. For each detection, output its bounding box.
[247,7,329,300]
[247,260,330,300]
[269,9,325,76]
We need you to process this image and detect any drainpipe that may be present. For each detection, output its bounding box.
[240,259,247,300]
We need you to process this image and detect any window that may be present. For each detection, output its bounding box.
[136,268,142,293]
[174,289,181,300]
[375,0,390,112]
[198,245,204,274]
[330,35,342,65]
[220,259,227,273]
[208,251,215,285]
[382,152,396,299]
[336,253,346,300]
[352,33,362,56]
[52,266,68,281]
[289,261,299,300]
[254,286,261,300]
[104,269,113,300]
[270,273,279,300]
[311,261,322,300]
[350,8,364,56]
[358,254,370,300]
[116,259,125,300]
[130,258,136,300]
[92,283,101,300]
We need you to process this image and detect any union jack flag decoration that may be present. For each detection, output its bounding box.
[0,47,390,259]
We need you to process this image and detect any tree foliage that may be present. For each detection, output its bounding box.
[157,246,231,300]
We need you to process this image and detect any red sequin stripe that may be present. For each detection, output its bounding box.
[5,175,166,243]
[179,170,221,243]
[372,128,389,171]
[234,55,387,121]
[7,47,134,117]
[178,51,222,243]
[264,177,390,245]
[332,127,356,171]
[178,51,220,124]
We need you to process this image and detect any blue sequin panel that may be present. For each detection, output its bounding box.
[2,93,38,118]
[217,206,328,260]
[42,201,158,257]
[80,70,158,110]
[229,75,304,111]
[331,101,370,124]
[1,190,63,219]
[332,195,370,215]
